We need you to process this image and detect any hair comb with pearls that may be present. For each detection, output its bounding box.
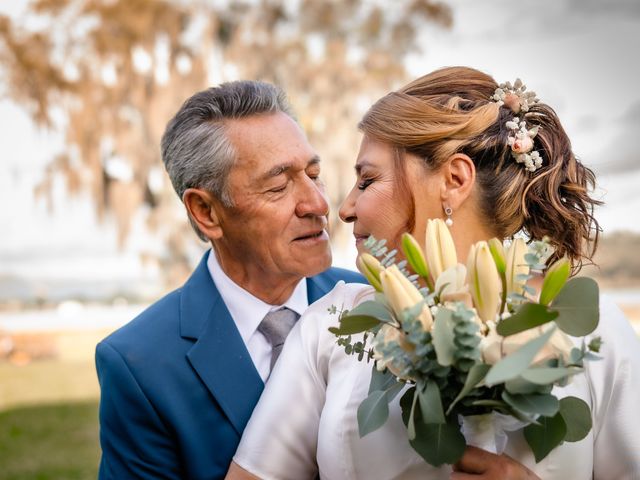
[492,79,542,172]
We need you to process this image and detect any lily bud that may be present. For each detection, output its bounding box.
[401,233,429,280]
[381,265,433,331]
[356,253,383,292]
[505,238,529,296]
[539,257,571,306]
[488,238,506,275]
[467,241,503,323]
[425,218,457,284]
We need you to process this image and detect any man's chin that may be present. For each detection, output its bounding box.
[299,251,332,277]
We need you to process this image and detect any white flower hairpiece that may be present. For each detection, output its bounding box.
[492,79,543,172]
[492,78,539,113]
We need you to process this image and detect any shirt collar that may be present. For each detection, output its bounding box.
[206,249,308,344]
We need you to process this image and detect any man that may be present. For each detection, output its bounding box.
[96,81,363,479]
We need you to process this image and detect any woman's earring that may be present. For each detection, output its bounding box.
[444,206,453,227]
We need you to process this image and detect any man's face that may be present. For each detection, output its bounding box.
[214,112,332,286]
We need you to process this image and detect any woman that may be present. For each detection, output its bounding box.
[227,67,640,479]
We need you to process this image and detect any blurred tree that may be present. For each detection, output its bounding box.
[0,0,451,287]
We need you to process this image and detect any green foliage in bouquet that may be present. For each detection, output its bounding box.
[329,220,601,467]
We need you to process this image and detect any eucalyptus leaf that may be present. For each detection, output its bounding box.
[588,336,603,353]
[558,396,592,442]
[521,367,578,385]
[447,363,490,415]
[400,386,416,426]
[568,347,583,365]
[419,381,445,424]
[497,303,558,336]
[350,300,393,322]
[454,321,480,336]
[551,277,599,336]
[329,302,387,335]
[523,413,567,462]
[385,382,405,404]
[502,391,560,416]
[524,253,539,264]
[456,334,481,348]
[433,308,456,366]
[357,390,389,437]
[409,421,466,467]
[485,326,556,386]
[505,377,551,395]
[498,403,540,424]
[583,352,603,362]
[471,399,508,408]
[374,292,389,305]
[328,319,378,336]
[407,389,419,440]
[368,365,398,394]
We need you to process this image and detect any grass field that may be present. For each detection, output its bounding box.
[0,355,101,479]
[0,401,100,480]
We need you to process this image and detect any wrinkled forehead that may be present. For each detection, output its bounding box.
[225,112,318,179]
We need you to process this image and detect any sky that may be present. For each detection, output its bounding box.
[1,0,639,294]
[409,0,640,233]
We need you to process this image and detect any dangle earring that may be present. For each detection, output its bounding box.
[444,206,453,227]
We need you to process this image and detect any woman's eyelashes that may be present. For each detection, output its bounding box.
[358,178,374,190]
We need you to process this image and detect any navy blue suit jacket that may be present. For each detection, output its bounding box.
[96,251,363,479]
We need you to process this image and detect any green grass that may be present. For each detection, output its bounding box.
[0,401,100,480]
[0,359,100,411]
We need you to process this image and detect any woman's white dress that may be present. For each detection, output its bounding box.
[234,282,640,480]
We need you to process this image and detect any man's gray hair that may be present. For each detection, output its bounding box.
[160,80,294,240]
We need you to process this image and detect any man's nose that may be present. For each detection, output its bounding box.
[338,187,357,223]
[295,177,329,217]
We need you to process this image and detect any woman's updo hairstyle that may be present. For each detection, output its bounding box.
[359,66,601,272]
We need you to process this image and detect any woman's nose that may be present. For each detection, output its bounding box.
[339,187,357,223]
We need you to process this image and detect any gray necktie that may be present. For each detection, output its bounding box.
[258,307,300,371]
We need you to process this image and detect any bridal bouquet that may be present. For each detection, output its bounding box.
[329,219,601,466]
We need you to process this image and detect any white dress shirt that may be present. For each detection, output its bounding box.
[207,250,308,382]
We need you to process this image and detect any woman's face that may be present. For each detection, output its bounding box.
[339,135,443,254]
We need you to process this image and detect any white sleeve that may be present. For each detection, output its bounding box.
[589,296,640,479]
[233,282,356,480]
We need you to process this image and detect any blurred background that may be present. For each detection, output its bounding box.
[1,0,639,478]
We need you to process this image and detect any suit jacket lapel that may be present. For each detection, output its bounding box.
[306,271,335,303]
[181,257,340,435]
[181,252,264,436]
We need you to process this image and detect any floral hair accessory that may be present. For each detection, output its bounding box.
[492,79,543,172]
[506,118,542,172]
[491,78,538,114]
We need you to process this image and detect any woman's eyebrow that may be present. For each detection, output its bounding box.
[355,160,374,175]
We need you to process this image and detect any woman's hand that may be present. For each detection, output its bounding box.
[451,446,540,480]
[225,461,261,480]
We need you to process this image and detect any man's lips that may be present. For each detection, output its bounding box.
[293,229,327,241]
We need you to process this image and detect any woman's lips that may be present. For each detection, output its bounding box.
[354,233,369,245]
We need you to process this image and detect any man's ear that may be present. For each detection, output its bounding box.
[182,188,224,240]
[440,153,476,209]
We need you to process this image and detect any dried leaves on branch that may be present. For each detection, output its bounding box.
[0,0,451,282]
